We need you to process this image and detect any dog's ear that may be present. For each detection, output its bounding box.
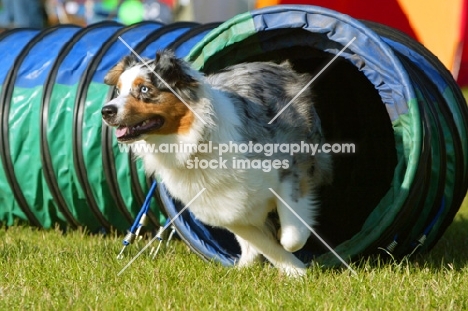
[153,50,198,88]
[104,55,136,85]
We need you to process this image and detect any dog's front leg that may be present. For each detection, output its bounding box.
[275,181,315,253]
[235,235,261,267]
[227,224,306,277]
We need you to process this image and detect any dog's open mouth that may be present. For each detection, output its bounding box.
[115,116,165,141]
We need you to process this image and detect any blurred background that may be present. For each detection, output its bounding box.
[0,0,466,89]
[0,0,257,27]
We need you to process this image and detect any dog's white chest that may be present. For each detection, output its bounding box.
[160,168,278,227]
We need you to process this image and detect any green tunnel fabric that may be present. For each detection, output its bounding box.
[0,5,467,269]
[159,5,468,266]
[0,21,217,231]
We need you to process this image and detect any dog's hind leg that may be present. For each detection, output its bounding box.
[227,224,306,277]
[275,181,315,253]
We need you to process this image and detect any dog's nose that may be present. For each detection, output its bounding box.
[101,105,117,119]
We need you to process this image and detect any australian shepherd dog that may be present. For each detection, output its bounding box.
[102,50,332,277]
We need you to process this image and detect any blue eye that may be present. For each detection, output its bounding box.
[141,86,149,93]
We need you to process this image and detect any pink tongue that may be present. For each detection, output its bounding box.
[116,127,129,138]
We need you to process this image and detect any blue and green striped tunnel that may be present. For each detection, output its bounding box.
[0,5,467,267]
[0,20,219,232]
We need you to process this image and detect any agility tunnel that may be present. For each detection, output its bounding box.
[0,5,467,268]
[0,20,220,232]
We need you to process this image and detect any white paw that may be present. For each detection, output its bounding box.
[280,265,307,278]
[237,252,261,267]
[280,227,310,253]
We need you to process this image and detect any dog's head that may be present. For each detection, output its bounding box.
[101,50,200,143]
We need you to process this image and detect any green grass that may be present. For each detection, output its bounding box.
[1,95,467,310]
[0,197,467,310]
[0,89,466,310]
